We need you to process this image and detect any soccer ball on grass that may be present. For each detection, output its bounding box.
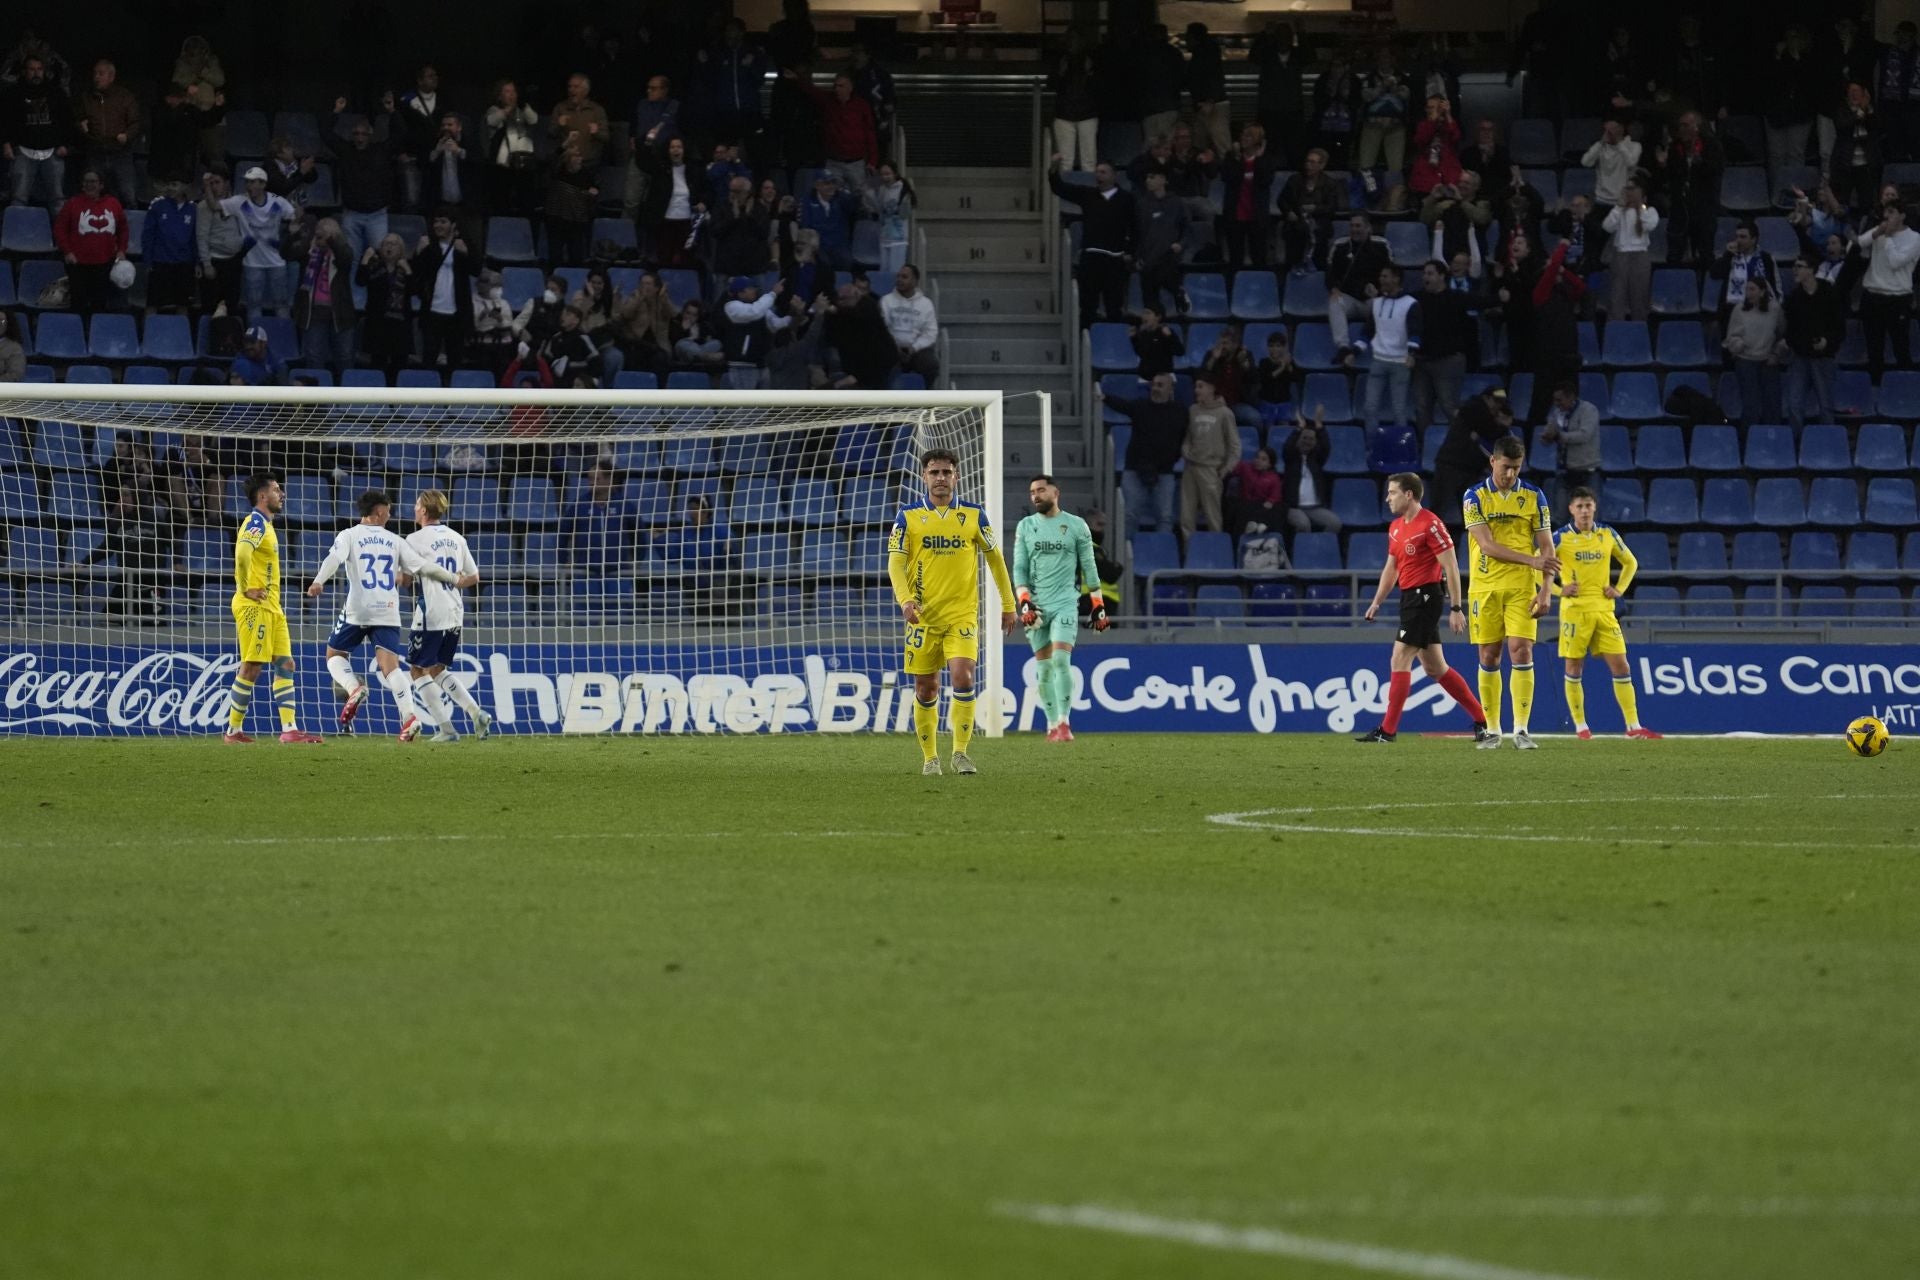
[1844,715,1890,758]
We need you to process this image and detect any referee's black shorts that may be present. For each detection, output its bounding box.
[1397,581,1445,648]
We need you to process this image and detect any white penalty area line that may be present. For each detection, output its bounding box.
[0,829,913,852]
[997,1203,1599,1280]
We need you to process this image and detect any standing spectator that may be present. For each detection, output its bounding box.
[1412,33,1464,122]
[847,43,896,151]
[1781,255,1844,429]
[1355,47,1409,195]
[1875,23,1920,162]
[1250,21,1306,165]
[1228,447,1285,536]
[468,269,519,374]
[221,167,298,318]
[550,74,609,167]
[1310,49,1360,169]
[1,29,70,93]
[1431,386,1513,532]
[1723,280,1785,425]
[705,143,752,208]
[170,36,226,168]
[863,160,914,279]
[1139,25,1185,147]
[798,171,859,271]
[1457,118,1511,188]
[1359,265,1420,437]
[1526,240,1586,428]
[1199,324,1263,429]
[879,264,939,385]
[1326,213,1392,363]
[1048,154,1135,331]
[1179,375,1238,538]
[483,80,539,217]
[1830,83,1884,216]
[330,108,394,262]
[1855,201,1920,380]
[266,137,319,209]
[1412,259,1471,430]
[1420,169,1490,265]
[423,113,480,249]
[1536,379,1599,511]
[1049,29,1099,172]
[544,144,599,267]
[393,65,442,213]
[1486,229,1541,371]
[1129,306,1183,377]
[1768,27,1823,192]
[624,74,681,223]
[55,168,128,316]
[356,233,414,382]
[1132,168,1188,315]
[1710,221,1782,336]
[195,167,243,316]
[1218,123,1280,268]
[289,216,357,376]
[1409,94,1462,198]
[711,175,772,278]
[1580,119,1641,213]
[1279,148,1341,275]
[0,311,24,382]
[1660,112,1723,268]
[1597,26,1644,130]
[1819,18,1877,173]
[1489,167,1546,256]
[1255,331,1302,421]
[700,19,769,147]
[3,55,68,211]
[821,282,894,391]
[1184,23,1230,158]
[788,70,879,194]
[74,60,140,208]
[1282,410,1341,534]
[142,178,197,318]
[1098,373,1184,533]
[765,57,824,179]
[1601,180,1659,322]
[639,136,700,267]
[609,271,676,379]
[412,211,474,368]
[1546,193,1598,279]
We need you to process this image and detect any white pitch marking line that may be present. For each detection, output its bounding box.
[997,1203,1601,1280]
[0,829,912,852]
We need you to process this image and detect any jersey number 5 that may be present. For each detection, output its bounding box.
[358,553,395,590]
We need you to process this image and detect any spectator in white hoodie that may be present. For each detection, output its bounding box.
[1580,119,1640,211]
[878,263,939,386]
[1856,201,1920,380]
[1600,179,1659,322]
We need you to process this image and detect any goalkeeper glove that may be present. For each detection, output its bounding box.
[1088,593,1111,631]
[1017,590,1041,628]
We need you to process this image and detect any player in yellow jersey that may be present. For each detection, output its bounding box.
[1554,486,1663,740]
[887,448,1017,776]
[1462,435,1560,749]
[224,474,323,744]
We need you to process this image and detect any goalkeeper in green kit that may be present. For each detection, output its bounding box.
[1012,475,1110,742]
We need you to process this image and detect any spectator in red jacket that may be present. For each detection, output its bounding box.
[55,167,129,315]
[1409,95,1462,197]
[786,69,879,192]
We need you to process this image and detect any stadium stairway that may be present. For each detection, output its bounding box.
[913,166,1090,516]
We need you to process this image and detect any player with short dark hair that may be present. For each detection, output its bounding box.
[1356,473,1492,743]
[1463,435,1560,748]
[224,473,324,744]
[1553,486,1662,740]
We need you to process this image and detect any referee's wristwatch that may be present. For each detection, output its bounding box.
[1448,603,1464,613]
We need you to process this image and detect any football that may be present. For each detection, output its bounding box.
[1844,715,1891,758]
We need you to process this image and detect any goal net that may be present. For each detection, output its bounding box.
[0,385,1005,738]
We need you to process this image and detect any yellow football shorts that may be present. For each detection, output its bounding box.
[233,602,292,663]
[903,620,978,674]
[1468,587,1540,644]
[1558,609,1627,658]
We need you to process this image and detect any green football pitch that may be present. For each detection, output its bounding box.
[3,734,1917,1280]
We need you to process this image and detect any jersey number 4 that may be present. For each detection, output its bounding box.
[358,553,395,590]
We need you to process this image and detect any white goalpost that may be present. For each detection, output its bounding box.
[0,385,1007,739]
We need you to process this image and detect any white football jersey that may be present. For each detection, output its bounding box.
[406,523,478,631]
[314,523,434,626]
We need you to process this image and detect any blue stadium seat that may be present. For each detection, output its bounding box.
[590,217,637,251]
[1331,478,1383,527]
[666,371,713,391]
[48,470,98,517]
[1700,478,1753,526]
[1323,425,1368,474]
[1794,585,1849,618]
[1421,426,1444,471]
[5,523,62,572]
[1634,425,1686,471]
[1655,321,1711,368]
[1178,322,1224,368]
[1718,167,1770,212]
[1235,426,1262,462]
[1106,423,1130,467]
[1302,372,1353,422]
[1676,531,1728,574]
[1149,579,1191,616]
[225,109,270,156]
[139,314,194,363]
[1646,478,1698,524]
[450,477,503,523]
[32,313,85,361]
[1650,269,1702,316]
[0,425,26,470]
[1248,580,1298,617]
[850,219,881,268]
[1185,531,1234,570]
[486,217,538,264]
[1578,371,1611,421]
[1789,532,1840,574]
[65,364,112,384]
[1345,531,1388,569]
[32,421,88,470]
[612,371,658,390]
[1807,477,1860,526]
[1875,370,1920,419]
[1575,322,1601,366]
[1229,271,1281,319]
[1509,118,1557,166]
[1855,423,1909,472]
[1282,272,1329,318]
[1798,424,1851,471]
[1558,167,1595,201]
[1600,477,1644,524]
[1521,168,1560,204]
[1240,321,1287,358]
[1600,321,1651,368]
[1852,586,1905,619]
[839,479,895,525]
[1507,373,1533,412]
[1753,478,1807,526]
[1847,532,1899,572]
[1865,478,1919,527]
[1730,531,1783,575]
[1528,434,1558,474]
[1634,535,1672,573]
[1290,323,1339,370]
[788,479,840,526]
[1832,370,1875,418]
[1384,222,1429,268]
[1756,215,1799,258]
[2,206,55,254]
[508,476,558,522]
[396,369,442,389]
[282,476,333,523]
[1559,117,1602,157]
[1610,372,1662,421]
[606,267,644,297]
[86,314,139,361]
[1292,531,1342,571]
[1741,424,1794,471]
[1598,424,1632,473]
[0,261,13,308]
[1182,272,1229,319]
[1626,585,1681,619]
[1367,424,1417,474]
[499,266,545,310]
[1836,320,1867,368]
[1688,425,1740,471]
[1090,322,1135,371]
[1193,584,1245,618]
[17,260,64,312]
[1687,584,1736,618]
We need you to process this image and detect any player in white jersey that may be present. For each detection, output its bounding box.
[306,489,459,741]
[402,489,489,742]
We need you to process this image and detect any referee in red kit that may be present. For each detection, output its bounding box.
[1355,473,1494,743]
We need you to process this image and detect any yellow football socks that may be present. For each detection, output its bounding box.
[950,687,976,754]
[1613,674,1640,731]
[1563,674,1587,730]
[1478,664,1503,735]
[272,676,297,730]
[1510,663,1534,733]
[914,696,939,761]
[226,676,254,732]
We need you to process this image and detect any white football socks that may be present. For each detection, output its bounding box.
[412,675,453,729]
[326,654,361,696]
[438,672,485,721]
[382,666,418,721]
